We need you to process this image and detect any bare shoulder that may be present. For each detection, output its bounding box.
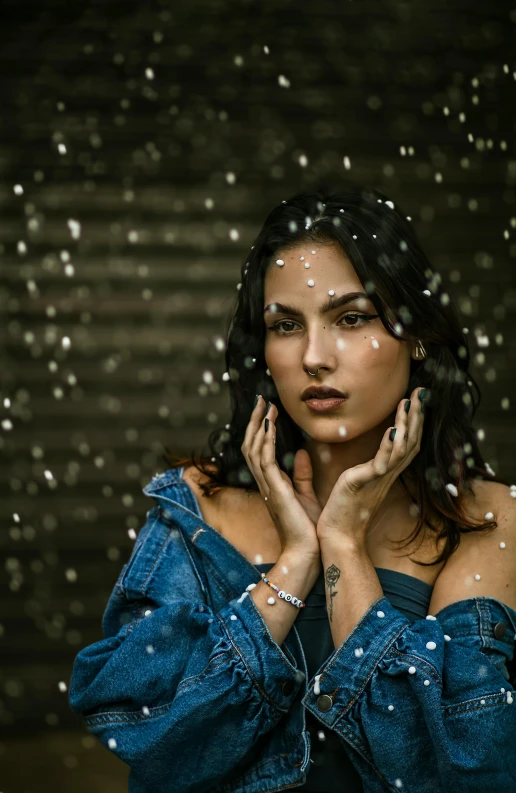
[462,478,515,527]
[182,464,253,505]
[181,463,220,491]
[428,478,516,614]
[181,464,280,563]
[181,464,242,534]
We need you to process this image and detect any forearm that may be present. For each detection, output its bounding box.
[320,538,384,650]
[251,548,321,648]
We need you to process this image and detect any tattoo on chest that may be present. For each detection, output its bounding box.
[324,564,341,623]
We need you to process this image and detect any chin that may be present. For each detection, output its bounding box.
[302,425,353,442]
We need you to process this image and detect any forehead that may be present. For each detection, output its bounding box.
[264,242,361,291]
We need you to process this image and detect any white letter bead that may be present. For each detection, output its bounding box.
[444,634,451,641]
[388,704,395,711]
[267,597,276,605]
[307,279,315,286]
[230,615,237,620]
[500,542,506,549]
[408,666,416,674]
[475,574,481,580]
[424,680,430,686]
[426,641,437,650]
[376,610,385,618]
[480,699,486,705]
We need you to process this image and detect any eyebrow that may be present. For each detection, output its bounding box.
[263,291,370,317]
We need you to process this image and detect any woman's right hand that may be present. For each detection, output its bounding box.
[241,395,321,563]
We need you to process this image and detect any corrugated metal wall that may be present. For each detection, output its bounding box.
[1,0,515,788]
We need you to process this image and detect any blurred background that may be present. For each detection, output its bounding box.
[1,0,516,790]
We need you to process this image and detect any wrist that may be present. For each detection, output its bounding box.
[281,544,321,569]
[318,530,367,556]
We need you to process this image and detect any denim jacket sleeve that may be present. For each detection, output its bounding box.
[68,507,306,793]
[304,594,516,792]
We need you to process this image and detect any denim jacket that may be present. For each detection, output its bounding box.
[69,467,516,793]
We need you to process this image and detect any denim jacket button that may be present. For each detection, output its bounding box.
[316,694,334,712]
[281,680,295,696]
[494,621,507,639]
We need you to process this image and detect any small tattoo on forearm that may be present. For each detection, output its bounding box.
[324,564,341,623]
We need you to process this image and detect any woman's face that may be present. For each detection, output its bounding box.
[263,241,412,445]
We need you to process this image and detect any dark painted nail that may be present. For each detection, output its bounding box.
[404,399,411,414]
[265,418,269,432]
[253,394,260,408]
[418,388,427,402]
[389,427,397,441]
[266,401,272,415]
[421,402,426,415]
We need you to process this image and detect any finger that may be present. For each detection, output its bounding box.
[241,395,266,454]
[249,400,281,497]
[384,394,419,477]
[389,398,411,462]
[260,405,288,498]
[241,396,269,493]
[373,425,398,476]
[292,449,320,502]
[405,387,425,456]
[392,389,425,472]
[415,387,426,449]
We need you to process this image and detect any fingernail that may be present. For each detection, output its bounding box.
[266,401,272,415]
[418,388,427,402]
[253,394,260,408]
[389,427,397,441]
[421,402,426,415]
[265,418,269,432]
[404,399,411,414]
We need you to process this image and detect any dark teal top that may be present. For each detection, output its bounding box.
[255,563,433,793]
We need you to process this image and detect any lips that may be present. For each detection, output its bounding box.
[307,394,344,399]
[302,387,347,400]
[305,395,347,413]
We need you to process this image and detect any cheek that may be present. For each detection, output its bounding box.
[342,335,386,368]
[356,334,401,367]
[264,340,293,374]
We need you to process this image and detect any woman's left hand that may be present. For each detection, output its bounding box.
[316,387,427,548]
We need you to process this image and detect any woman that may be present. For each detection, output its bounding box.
[69,185,516,792]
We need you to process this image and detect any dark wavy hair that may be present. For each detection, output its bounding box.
[163,182,510,567]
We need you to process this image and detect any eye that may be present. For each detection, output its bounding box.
[267,312,374,335]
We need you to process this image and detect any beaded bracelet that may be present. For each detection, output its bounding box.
[260,572,306,609]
